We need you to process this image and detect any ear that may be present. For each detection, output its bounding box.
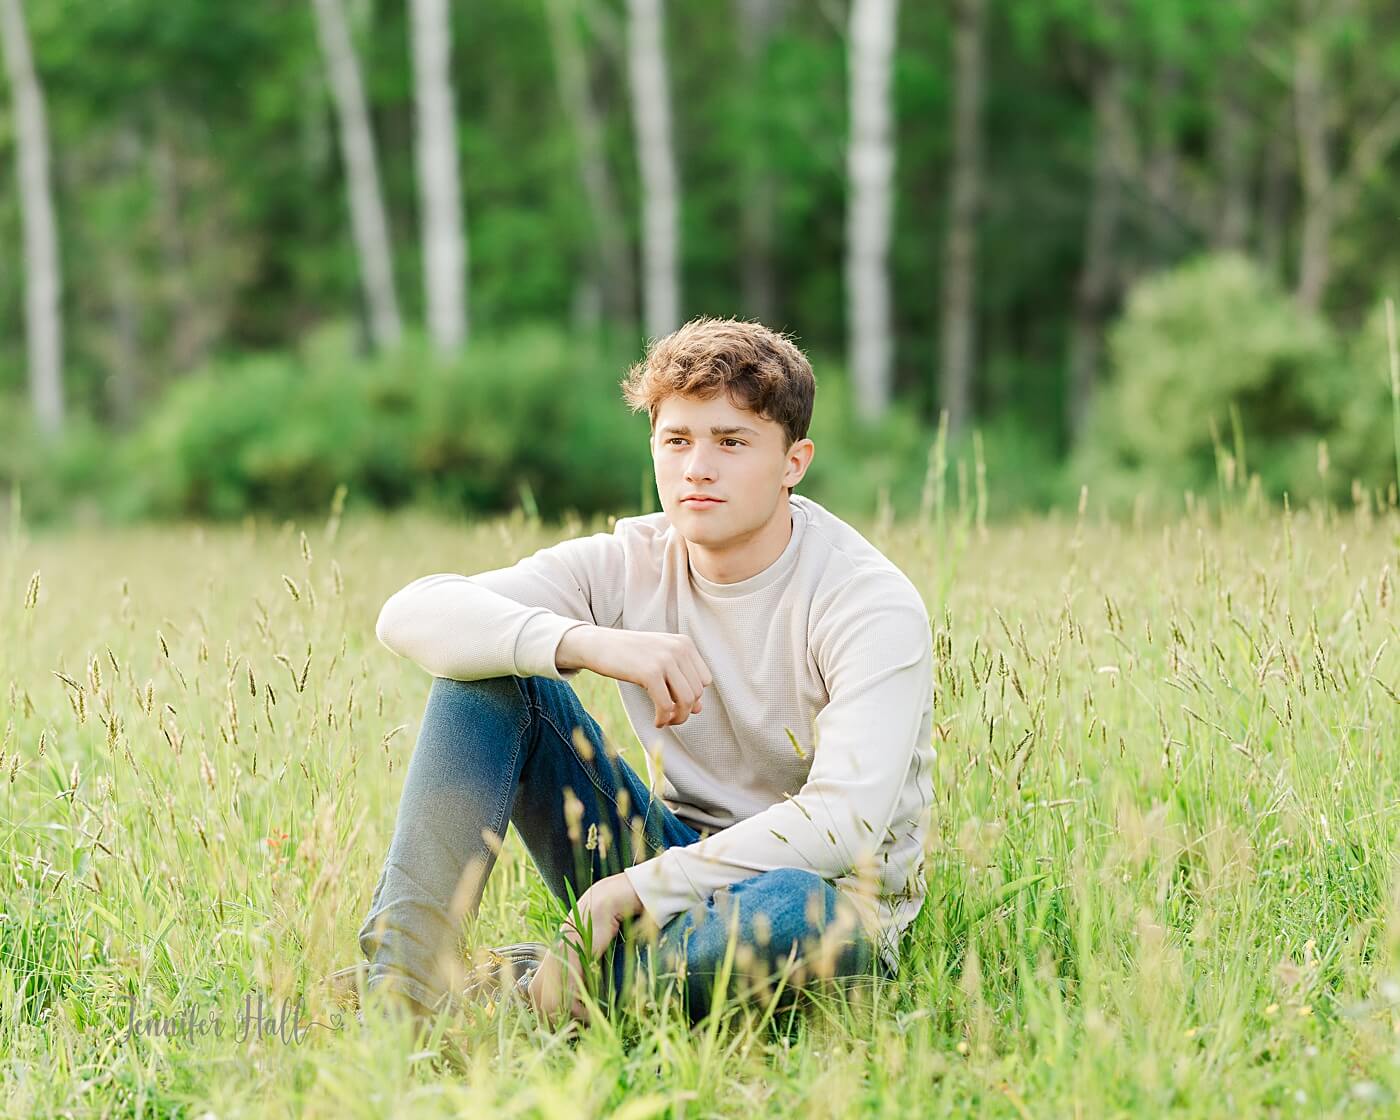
[783,438,815,489]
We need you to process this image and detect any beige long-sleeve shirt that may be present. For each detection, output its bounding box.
[374,493,935,973]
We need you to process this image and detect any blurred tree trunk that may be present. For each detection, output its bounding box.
[0,0,63,435]
[546,0,634,325]
[939,0,984,437]
[151,122,194,355]
[99,238,143,426]
[96,124,146,425]
[410,0,467,351]
[151,108,222,374]
[409,0,467,350]
[736,0,781,324]
[1144,61,1181,258]
[1292,0,1400,311]
[846,0,898,426]
[626,0,680,338]
[1257,103,1291,279]
[1212,78,1252,251]
[1292,0,1330,312]
[1067,48,1130,443]
[310,0,402,350]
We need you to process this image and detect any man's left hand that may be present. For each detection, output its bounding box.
[527,872,644,1028]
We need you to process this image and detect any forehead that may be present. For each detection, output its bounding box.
[653,392,777,436]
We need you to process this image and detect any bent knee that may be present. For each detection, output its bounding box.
[733,867,834,918]
[748,867,827,894]
[427,674,526,708]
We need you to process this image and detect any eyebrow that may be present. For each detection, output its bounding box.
[658,425,759,437]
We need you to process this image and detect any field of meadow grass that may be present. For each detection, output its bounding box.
[3,488,1400,1118]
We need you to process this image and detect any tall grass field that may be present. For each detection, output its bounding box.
[3,492,1399,1117]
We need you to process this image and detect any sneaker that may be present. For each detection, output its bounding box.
[325,960,370,1009]
[461,941,548,1007]
[322,961,451,1030]
[326,944,549,1014]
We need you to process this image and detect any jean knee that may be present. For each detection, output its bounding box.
[754,866,828,896]
[674,872,798,964]
[429,673,523,709]
[509,671,580,708]
[419,675,535,741]
[751,866,833,916]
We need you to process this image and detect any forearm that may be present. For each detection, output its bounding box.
[376,574,589,681]
[553,622,600,674]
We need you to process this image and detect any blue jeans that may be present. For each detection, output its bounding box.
[357,674,892,1022]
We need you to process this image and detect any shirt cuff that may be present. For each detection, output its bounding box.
[623,853,705,932]
[513,613,591,680]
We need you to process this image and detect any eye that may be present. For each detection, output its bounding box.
[665,437,686,446]
[721,439,744,447]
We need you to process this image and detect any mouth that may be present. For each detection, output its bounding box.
[680,498,724,508]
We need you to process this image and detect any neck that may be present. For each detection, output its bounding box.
[688,496,794,584]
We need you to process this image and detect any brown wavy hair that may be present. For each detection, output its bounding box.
[619,317,816,448]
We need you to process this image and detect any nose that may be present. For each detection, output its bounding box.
[684,448,716,484]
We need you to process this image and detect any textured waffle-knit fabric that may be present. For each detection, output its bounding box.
[374,493,936,974]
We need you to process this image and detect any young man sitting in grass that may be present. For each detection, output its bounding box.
[353,317,935,1029]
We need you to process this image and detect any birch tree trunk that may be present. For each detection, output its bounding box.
[1293,0,1330,312]
[626,0,680,339]
[1066,53,1130,443]
[0,0,63,435]
[310,0,403,350]
[736,0,780,324]
[546,0,634,323]
[410,0,467,351]
[938,0,984,437]
[846,0,898,425]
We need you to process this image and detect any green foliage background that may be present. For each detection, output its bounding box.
[0,0,1398,522]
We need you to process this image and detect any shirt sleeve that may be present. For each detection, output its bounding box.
[374,530,627,682]
[622,592,933,930]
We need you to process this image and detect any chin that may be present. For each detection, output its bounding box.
[677,509,724,531]
[673,508,726,536]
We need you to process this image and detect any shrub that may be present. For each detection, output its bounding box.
[0,395,111,526]
[3,324,1065,526]
[97,324,654,522]
[800,368,932,519]
[1333,301,1400,500]
[1071,253,1351,512]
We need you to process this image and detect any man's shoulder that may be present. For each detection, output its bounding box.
[604,509,675,561]
[567,509,672,555]
[611,508,673,537]
[534,511,672,591]
[794,495,928,621]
